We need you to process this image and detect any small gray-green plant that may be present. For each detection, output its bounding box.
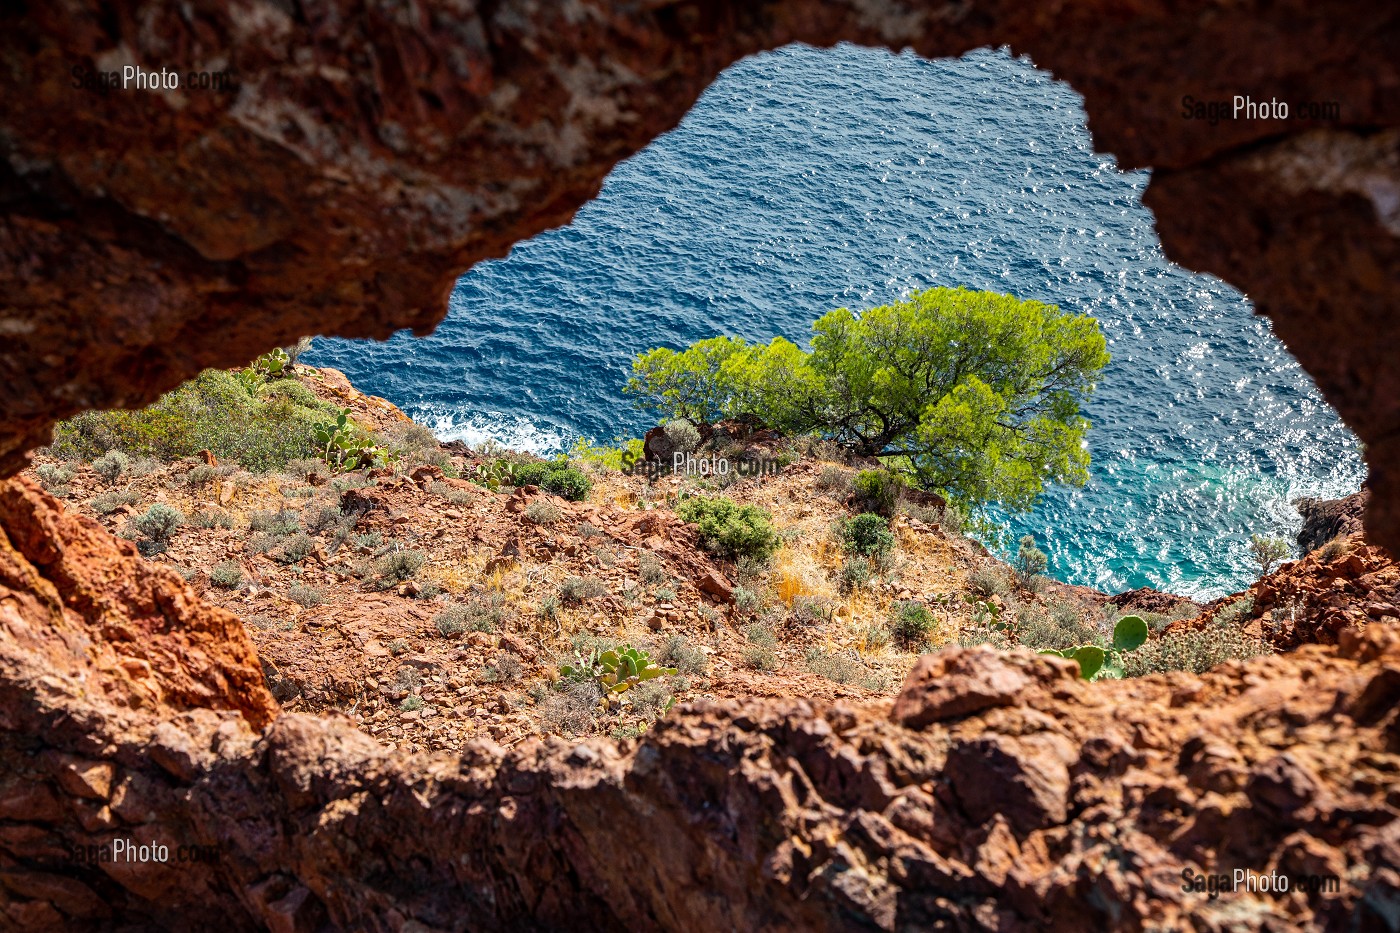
[92,450,131,484]
[741,622,779,670]
[524,499,562,524]
[376,549,426,585]
[663,418,702,454]
[134,503,184,542]
[186,464,216,488]
[276,532,315,564]
[288,583,324,607]
[838,557,872,594]
[92,489,137,515]
[559,575,606,605]
[35,463,76,493]
[209,560,244,589]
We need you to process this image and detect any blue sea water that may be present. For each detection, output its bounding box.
[305,44,1365,599]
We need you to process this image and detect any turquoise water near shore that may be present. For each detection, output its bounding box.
[305,44,1365,599]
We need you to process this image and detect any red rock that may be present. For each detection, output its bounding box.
[696,569,735,604]
[891,646,1078,729]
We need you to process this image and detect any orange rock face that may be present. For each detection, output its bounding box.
[1,478,1399,929]
[0,477,277,730]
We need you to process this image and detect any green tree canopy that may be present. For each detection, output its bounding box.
[624,287,1109,510]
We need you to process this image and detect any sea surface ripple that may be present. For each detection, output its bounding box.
[306,45,1364,599]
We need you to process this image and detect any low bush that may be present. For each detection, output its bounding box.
[435,593,506,636]
[91,450,130,483]
[1016,602,1101,651]
[676,495,780,562]
[559,576,607,605]
[35,463,76,493]
[288,584,324,607]
[276,533,315,564]
[1123,620,1267,677]
[249,508,301,537]
[134,503,184,542]
[839,513,895,558]
[815,465,853,496]
[209,561,244,589]
[638,552,668,586]
[376,549,426,585]
[91,489,137,515]
[853,469,904,516]
[838,557,872,594]
[1318,536,1350,564]
[49,369,360,473]
[660,635,709,675]
[663,419,702,454]
[890,600,935,650]
[524,499,562,524]
[186,464,216,488]
[741,622,779,670]
[967,565,1010,600]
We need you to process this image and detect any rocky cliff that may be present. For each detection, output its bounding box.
[3,477,1400,930]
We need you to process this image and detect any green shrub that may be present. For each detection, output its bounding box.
[1122,619,1266,677]
[49,369,376,473]
[210,561,243,589]
[663,419,702,454]
[1013,534,1048,590]
[276,533,315,564]
[853,470,904,516]
[676,495,780,562]
[91,489,137,515]
[91,450,130,483]
[376,549,425,585]
[890,600,935,650]
[288,584,324,607]
[540,466,591,501]
[839,557,872,594]
[840,513,895,558]
[186,464,216,488]
[134,503,184,542]
[35,463,76,493]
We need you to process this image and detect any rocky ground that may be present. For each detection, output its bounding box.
[22,366,1397,763]
[4,467,1400,930]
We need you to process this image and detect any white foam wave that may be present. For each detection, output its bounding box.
[409,406,573,456]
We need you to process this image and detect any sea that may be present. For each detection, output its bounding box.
[304,44,1366,600]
